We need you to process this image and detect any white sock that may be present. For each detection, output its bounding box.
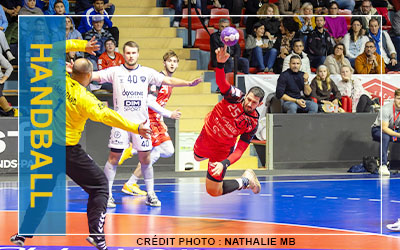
[236,178,244,189]
[141,163,154,193]
[126,173,139,185]
[104,161,117,198]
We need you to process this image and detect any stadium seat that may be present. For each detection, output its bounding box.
[180,8,204,30]
[193,28,214,51]
[376,7,392,30]
[225,72,244,85]
[239,8,246,28]
[338,9,351,15]
[237,28,245,52]
[209,8,230,28]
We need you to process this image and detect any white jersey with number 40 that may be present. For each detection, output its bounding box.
[98,64,165,123]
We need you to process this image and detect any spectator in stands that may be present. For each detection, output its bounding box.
[66,17,82,40]
[1,0,21,45]
[83,15,114,71]
[66,16,83,57]
[45,0,68,15]
[211,19,249,74]
[324,43,352,74]
[98,38,124,70]
[276,55,318,113]
[325,1,348,45]
[273,17,300,73]
[213,0,244,27]
[371,88,400,176]
[336,0,355,11]
[306,16,333,68]
[309,0,329,14]
[0,51,14,116]
[278,0,301,15]
[78,0,119,47]
[95,38,122,92]
[390,10,400,61]
[282,39,311,74]
[0,5,14,62]
[54,0,65,15]
[294,2,315,46]
[245,22,277,72]
[257,3,280,43]
[310,65,342,112]
[19,0,43,15]
[367,18,400,72]
[342,18,370,68]
[355,41,384,73]
[352,0,384,34]
[337,65,374,112]
[75,0,114,16]
[245,0,265,37]
[171,0,202,27]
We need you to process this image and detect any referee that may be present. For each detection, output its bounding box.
[11,40,151,250]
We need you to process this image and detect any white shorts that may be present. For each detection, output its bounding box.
[108,126,152,152]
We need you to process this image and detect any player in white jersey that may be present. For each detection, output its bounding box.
[91,41,201,207]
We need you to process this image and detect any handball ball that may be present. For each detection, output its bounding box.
[220,27,239,47]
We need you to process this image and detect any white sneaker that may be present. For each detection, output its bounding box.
[379,165,390,176]
[146,191,161,207]
[107,197,116,208]
[172,21,179,27]
[241,169,261,194]
[6,50,15,61]
[387,219,400,231]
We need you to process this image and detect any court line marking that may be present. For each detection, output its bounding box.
[2,210,398,238]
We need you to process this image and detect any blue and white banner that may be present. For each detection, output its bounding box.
[19,16,66,235]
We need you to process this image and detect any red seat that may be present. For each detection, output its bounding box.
[180,8,203,30]
[209,8,230,28]
[239,8,246,28]
[225,72,244,85]
[193,28,214,51]
[249,67,258,74]
[376,7,392,26]
[237,28,245,52]
[338,9,351,15]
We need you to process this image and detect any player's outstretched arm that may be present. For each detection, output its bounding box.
[148,94,181,119]
[163,76,202,87]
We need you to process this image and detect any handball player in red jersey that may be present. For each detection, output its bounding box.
[194,45,264,197]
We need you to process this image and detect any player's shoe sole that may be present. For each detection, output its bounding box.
[86,236,108,250]
[242,169,261,194]
[10,234,25,246]
[122,183,147,196]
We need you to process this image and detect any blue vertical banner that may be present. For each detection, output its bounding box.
[19,16,66,235]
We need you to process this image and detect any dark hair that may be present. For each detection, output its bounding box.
[248,86,265,101]
[93,0,104,3]
[369,18,379,26]
[329,1,339,9]
[292,38,303,49]
[104,38,116,46]
[252,22,265,36]
[123,41,139,53]
[290,54,302,63]
[395,89,400,97]
[349,18,363,42]
[334,43,346,56]
[282,17,299,33]
[54,0,64,8]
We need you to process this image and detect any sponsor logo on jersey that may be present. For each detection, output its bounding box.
[124,100,142,111]
[140,76,146,82]
[122,89,144,98]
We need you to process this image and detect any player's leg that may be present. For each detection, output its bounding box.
[138,150,161,206]
[158,140,174,158]
[123,161,147,196]
[66,145,109,249]
[103,128,129,207]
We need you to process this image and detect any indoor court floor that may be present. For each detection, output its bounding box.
[1,173,400,249]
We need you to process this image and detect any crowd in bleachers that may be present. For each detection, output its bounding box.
[173,0,399,113]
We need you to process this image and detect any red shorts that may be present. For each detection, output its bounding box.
[194,128,233,181]
[150,120,171,147]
